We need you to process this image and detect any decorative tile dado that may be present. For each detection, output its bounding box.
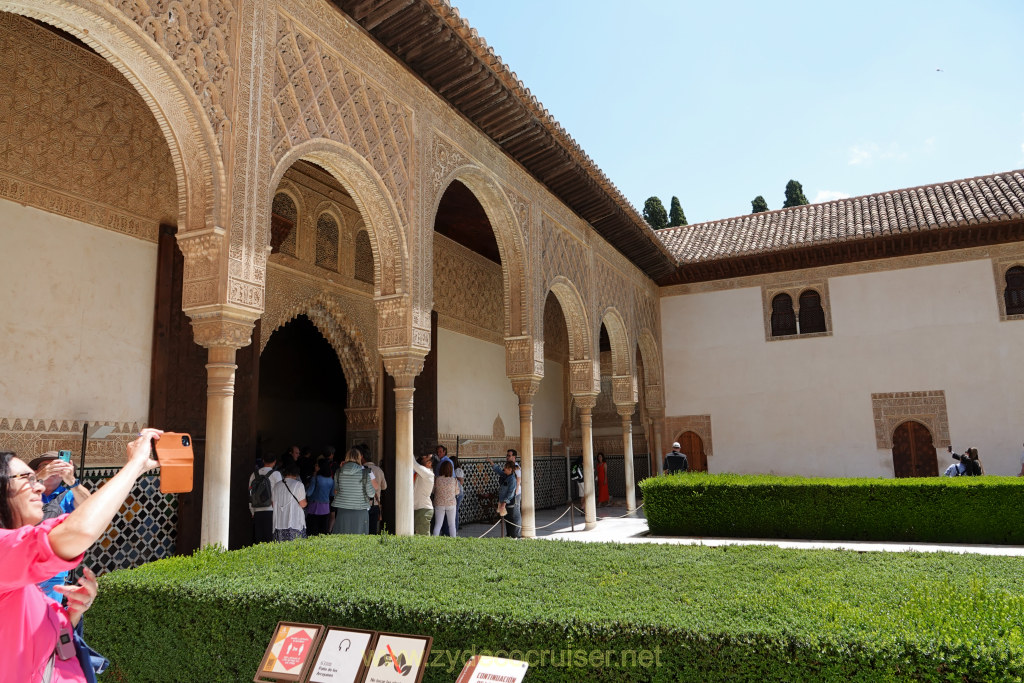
[0,16,176,240]
[871,391,950,449]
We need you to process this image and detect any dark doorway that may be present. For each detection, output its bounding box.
[677,431,707,472]
[891,421,938,477]
[258,315,347,459]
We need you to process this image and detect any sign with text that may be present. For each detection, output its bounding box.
[363,633,431,683]
[455,655,529,683]
[307,627,376,683]
[255,622,325,683]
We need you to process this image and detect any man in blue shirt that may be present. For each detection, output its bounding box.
[30,452,91,601]
[496,460,520,539]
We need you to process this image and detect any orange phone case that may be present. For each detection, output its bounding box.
[153,432,194,494]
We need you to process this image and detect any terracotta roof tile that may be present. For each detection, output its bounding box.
[657,170,1024,263]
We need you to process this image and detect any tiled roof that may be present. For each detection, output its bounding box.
[657,170,1024,264]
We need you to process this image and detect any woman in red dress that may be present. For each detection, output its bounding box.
[596,452,610,506]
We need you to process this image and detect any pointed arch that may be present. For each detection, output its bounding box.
[270,139,408,298]
[261,294,377,409]
[545,276,597,395]
[636,328,665,413]
[600,308,633,378]
[429,165,528,338]
[1,1,225,236]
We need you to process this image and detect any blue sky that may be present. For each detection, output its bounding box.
[451,1,1024,224]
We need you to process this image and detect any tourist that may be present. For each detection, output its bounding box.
[496,460,520,538]
[664,442,688,474]
[304,458,334,536]
[434,444,452,475]
[596,452,610,507]
[249,452,281,544]
[412,451,435,535]
[30,452,92,602]
[0,428,162,683]
[432,460,459,537]
[358,450,386,534]
[965,447,984,475]
[505,449,522,510]
[272,463,306,541]
[452,455,465,531]
[297,446,316,485]
[331,448,375,535]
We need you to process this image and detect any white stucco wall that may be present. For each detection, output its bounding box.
[0,200,157,421]
[661,258,1024,476]
[437,328,563,438]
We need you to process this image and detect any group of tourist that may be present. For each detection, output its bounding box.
[413,445,471,537]
[944,446,985,476]
[248,443,387,543]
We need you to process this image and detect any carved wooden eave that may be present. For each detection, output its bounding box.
[331,0,677,280]
[657,217,1024,286]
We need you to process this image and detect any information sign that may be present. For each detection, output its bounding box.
[307,627,376,683]
[362,633,431,683]
[254,622,325,683]
[455,655,529,683]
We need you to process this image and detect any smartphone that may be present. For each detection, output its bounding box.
[152,432,194,494]
[58,450,72,463]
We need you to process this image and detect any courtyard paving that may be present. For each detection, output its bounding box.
[460,498,1024,556]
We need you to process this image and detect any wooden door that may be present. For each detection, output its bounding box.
[678,431,707,472]
[891,421,938,477]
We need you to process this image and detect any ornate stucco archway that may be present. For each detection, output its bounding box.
[430,165,529,340]
[1,0,225,239]
[270,139,408,300]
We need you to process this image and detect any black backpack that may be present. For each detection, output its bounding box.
[249,469,273,508]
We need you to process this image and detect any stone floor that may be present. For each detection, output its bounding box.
[459,498,1024,556]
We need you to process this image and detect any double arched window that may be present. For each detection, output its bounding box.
[770,287,829,338]
[1005,266,1024,316]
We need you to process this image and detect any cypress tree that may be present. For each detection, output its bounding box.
[668,196,687,226]
[783,180,809,208]
[643,196,668,230]
[751,196,769,213]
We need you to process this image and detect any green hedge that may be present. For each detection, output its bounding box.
[640,473,1024,543]
[89,535,1024,682]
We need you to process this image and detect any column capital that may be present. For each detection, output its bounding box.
[188,306,258,349]
[510,376,542,402]
[615,402,637,420]
[573,393,598,412]
[382,350,426,386]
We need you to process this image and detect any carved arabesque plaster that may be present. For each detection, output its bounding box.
[433,234,503,345]
[0,417,145,467]
[0,15,176,240]
[871,391,950,449]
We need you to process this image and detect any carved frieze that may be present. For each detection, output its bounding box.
[429,135,469,196]
[0,417,144,467]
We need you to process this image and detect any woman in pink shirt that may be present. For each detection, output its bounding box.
[0,427,162,683]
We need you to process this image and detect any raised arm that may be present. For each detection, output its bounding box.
[48,429,161,561]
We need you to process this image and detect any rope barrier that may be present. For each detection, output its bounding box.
[480,499,643,536]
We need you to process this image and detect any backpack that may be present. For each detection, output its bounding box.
[249,469,274,508]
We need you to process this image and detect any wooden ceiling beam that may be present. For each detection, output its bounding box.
[362,0,415,31]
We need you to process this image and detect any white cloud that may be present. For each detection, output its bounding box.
[848,144,875,165]
[813,190,851,203]
[848,142,907,166]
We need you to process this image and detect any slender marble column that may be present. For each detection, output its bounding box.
[575,394,598,529]
[200,346,237,547]
[653,416,666,475]
[383,354,425,536]
[512,379,540,538]
[618,405,637,512]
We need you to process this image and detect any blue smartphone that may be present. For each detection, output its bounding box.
[58,450,72,462]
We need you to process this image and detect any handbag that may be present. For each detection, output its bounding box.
[74,619,110,683]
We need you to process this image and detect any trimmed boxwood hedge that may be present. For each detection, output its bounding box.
[89,535,1024,682]
[640,473,1024,543]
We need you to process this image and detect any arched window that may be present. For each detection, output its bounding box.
[798,289,827,334]
[271,193,297,255]
[315,213,339,271]
[1005,266,1024,315]
[770,293,797,336]
[354,229,373,284]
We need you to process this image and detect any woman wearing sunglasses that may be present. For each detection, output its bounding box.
[0,427,162,683]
